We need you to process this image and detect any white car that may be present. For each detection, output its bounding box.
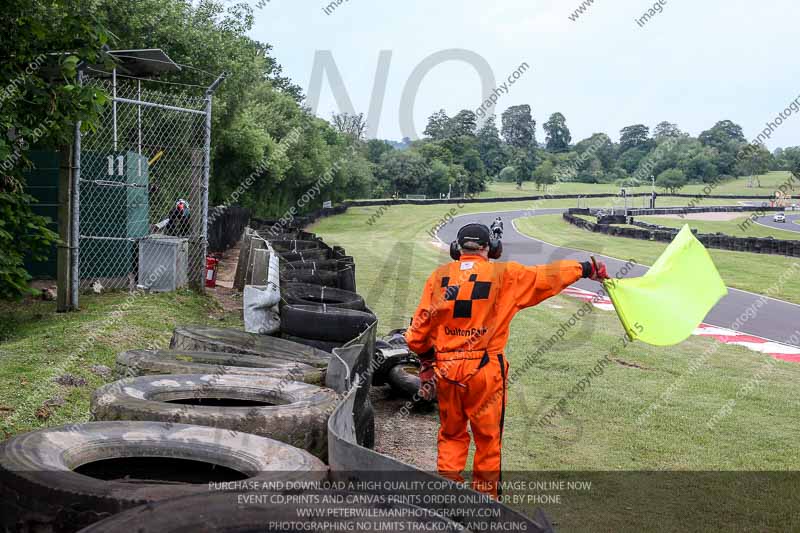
[773,213,786,223]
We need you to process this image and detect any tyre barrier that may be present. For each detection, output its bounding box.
[0,422,326,533]
[170,326,330,368]
[114,350,323,385]
[281,305,377,343]
[564,211,800,257]
[76,491,469,532]
[282,283,366,311]
[91,374,339,459]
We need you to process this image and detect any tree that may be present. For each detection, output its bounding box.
[619,124,651,152]
[653,121,683,140]
[377,150,430,195]
[699,120,747,148]
[448,110,478,137]
[543,112,572,152]
[501,105,536,148]
[1,0,110,298]
[532,160,556,192]
[366,139,394,164]
[498,166,518,183]
[735,145,773,187]
[656,168,687,193]
[684,153,718,183]
[424,109,451,140]
[331,112,367,140]
[476,116,507,177]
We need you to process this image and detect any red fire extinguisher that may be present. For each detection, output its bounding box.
[205,256,219,288]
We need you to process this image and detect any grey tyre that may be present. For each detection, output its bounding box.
[77,491,468,532]
[0,421,326,533]
[91,374,340,459]
[114,350,323,385]
[169,326,330,368]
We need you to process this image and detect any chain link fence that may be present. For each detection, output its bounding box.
[76,69,212,293]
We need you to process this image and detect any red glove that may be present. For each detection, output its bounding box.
[587,258,610,281]
[418,359,436,401]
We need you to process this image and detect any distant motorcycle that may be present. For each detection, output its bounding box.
[491,226,503,240]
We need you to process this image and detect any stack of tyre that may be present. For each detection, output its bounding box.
[0,231,380,533]
[262,229,377,356]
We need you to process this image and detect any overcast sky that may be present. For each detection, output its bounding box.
[248,0,799,148]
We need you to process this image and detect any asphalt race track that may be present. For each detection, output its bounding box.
[439,208,800,348]
[755,212,800,233]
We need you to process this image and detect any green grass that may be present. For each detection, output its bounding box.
[515,214,800,305]
[313,202,800,530]
[0,290,241,438]
[480,171,796,199]
[640,212,800,240]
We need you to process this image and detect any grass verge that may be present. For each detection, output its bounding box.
[0,290,241,438]
[516,214,800,304]
[313,202,800,530]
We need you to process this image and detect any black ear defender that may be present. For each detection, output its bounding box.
[450,222,504,261]
[450,241,461,261]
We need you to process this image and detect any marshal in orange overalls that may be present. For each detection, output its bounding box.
[405,253,585,497]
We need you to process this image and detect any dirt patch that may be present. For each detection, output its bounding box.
[613,358,650,370]
[649,213,745,221]
[371,385,438,470]
[53,374,87,387]
[207,243,243,317]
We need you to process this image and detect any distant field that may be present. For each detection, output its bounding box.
[480,171,796,199]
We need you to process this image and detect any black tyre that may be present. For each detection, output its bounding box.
[280,334,344,353]
[280,269,339,287]
[280,249,330,262]
[282,283,366,311]
[114,350,323,385]
[387,360,436,405]
[0,422,326,533]
[372,347,416,386]
[169,326,330,368]
[281,304,376,343]
[77,491,468,532]
[269,240,324,253]
[91,374,339,459]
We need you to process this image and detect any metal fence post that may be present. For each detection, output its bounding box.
[200,73,225,290]
[69,69,83,310]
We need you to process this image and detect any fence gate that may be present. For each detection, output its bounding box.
[69,62,222,306]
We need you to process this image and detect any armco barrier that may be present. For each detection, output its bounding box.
[563,212,800,257]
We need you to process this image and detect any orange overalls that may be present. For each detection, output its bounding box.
[405,254,584,498]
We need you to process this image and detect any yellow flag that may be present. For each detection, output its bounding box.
[605,225,728,346]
